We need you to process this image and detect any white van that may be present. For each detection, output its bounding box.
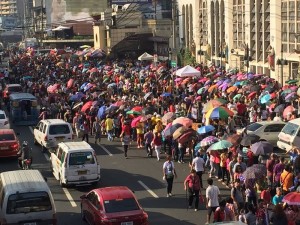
[34,119,73,151]
[0,170,57,225]
[277,118,300,151]
[50,141,101,187]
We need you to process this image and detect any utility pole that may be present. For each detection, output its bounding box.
[41,0,44,45]
[172,0,176,64]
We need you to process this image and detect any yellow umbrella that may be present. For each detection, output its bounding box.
[173,126,187,140]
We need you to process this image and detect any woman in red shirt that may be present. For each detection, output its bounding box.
[184,169,201,211]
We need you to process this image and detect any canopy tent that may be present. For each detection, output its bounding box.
[52,25,71,31]
[138,52,154,61]
[175,65,201,77]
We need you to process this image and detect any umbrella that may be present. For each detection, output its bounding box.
[197,125,215,134]
[80,82,88,90]
[200,136,219,147]
[131,116,143,128]
[281,89,292,96]
[81,101,93,113]
[286,79,298,84]
[67,79,74,88]
[274,104,285,113]
[162,112,175,124]
[70,92,85,101]
[144,92,152,100]
[248,92,257,99]
[172,117,193,127]
[283,105,295,118]
[178,129,198,144]
[132,106,143,112]
[233,93,242,101]
[105,105,119,115]
[72,102,83,110]
[240,134,260,146]
[227,134,242,146]
[260,94,271,104]
[206,106,234,119]
[285,92,296,101]
[197,86,208,94]
[227,86,238,93]
[173,126,187,140]
[242,164,267,180]
[126,110,141,115]
[282,192,300,205]
[107,83,117,88]
[163,123,183,137]
[161,92,172,97]
[97,106,107,119]
[250,141,273,155]
[208,84,218,93]
[208,140,233,151]
[208,98,227,107]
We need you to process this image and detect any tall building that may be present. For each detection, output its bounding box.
[178,0,300,83]
[0,0,17,17]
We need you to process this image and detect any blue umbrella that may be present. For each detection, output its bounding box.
[97,105,107,119]
[260,94,271,104]
[80,82,88,90]
[162,123,183,137]
[70,92,85,101]
[84,83,93,92]
[197,125,215,134]
[107,83,117,88]
[234,81,241,86]
[161,92,172,97]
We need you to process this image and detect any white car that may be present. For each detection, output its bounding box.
[0,110,10,129]
[237,121,286,146]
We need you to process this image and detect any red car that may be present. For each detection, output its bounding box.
[80,186,148,225]
[0,129,20,157]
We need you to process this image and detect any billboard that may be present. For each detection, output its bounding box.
[48,0,107,25]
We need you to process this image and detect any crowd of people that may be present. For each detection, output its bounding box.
[4,46,300,225]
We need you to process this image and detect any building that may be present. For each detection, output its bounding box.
[178,0,300,84]
[0,0,17,17]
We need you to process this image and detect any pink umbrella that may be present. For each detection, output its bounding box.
[290,86,298,91]
[198,77,208,83]
[283,105,295,118]
[89,67,98,73]
[131,116,143,128]
[172,117,193,127]
[113,100,123,107]
[67,79,74,88]
[47,84,60,93]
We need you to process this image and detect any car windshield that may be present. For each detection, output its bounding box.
[8,86,22,92]
[104,198,139,213]
[281,122,299,136]
[68,152,95,166]
[0,134,14,141]
[49,124,70,135]
[7,191,52,214]
[247,123,263,132]
[0,113,5,119]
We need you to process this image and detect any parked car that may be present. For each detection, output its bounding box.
[0,110,9,129]
[81,186,148,225]
[0,129,20,157]
[237,121,286,146]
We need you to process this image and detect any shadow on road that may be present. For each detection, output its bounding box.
[147,211,197,225]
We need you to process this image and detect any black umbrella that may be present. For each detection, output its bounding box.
[163,123,183,137]
[274,104,285,113]
[143,106,156,115]
[241,134,260,146]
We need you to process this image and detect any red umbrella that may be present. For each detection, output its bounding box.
[282,192,300,205]
[81,101,93,113]
[67,79,74,88]
[132,106,143,112]
[47,84,60,93]
[178,129,198,144]
[131,116,143,128]
[89,67,98,73]
[248,91,257,99]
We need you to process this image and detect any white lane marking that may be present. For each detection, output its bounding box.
[99,144,113,156]
[138,180,159,198]
[28,126,49,161]
[62,188,77,207]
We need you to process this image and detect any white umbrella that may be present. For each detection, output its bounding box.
[52,25,71,31]
[138,52,154,61]
[175,65,201,77]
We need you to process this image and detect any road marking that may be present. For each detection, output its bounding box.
[99,144,113,156]
[138,180,159,198]
[28,126,50,161]
[62,188,77,207]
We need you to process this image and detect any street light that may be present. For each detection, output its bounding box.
[276,44,288,85]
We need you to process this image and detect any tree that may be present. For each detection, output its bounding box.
[183,48,196,66]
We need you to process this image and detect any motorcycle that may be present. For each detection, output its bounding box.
[22,159,32,170]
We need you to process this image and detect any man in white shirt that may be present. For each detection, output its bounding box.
[192,152,205,188]
[273,113,282,122]
[206,178,220,224]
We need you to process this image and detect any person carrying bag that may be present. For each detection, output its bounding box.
[184,169,202,211]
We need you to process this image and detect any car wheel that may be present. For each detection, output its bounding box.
[81,204,86,221]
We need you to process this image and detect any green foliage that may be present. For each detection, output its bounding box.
[183,48,196,66]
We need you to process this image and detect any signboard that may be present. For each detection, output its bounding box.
[111,0,151,4]
[171,61,177,67]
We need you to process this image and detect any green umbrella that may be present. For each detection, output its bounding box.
[286,79,298,84]
[126,110,141,115]
[197,87,207,94]
[240,80,249,86]
[281,89,292,96]
[207,140,233,151]
[233,93,242,100]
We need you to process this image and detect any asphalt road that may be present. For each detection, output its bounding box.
[0,124,233,225]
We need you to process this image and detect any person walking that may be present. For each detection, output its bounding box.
[92,117,101,144]
[206,178,220,224]
[144,128,154,157]
[80,120,89,143]
[152,131,162,161]
[231,179,245,214]
[136,120,144,148]
[163,155,177,197]
[121,132,131,159]
[105,115,114,141]
[184,169,201,211]
[192,151,205,188]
